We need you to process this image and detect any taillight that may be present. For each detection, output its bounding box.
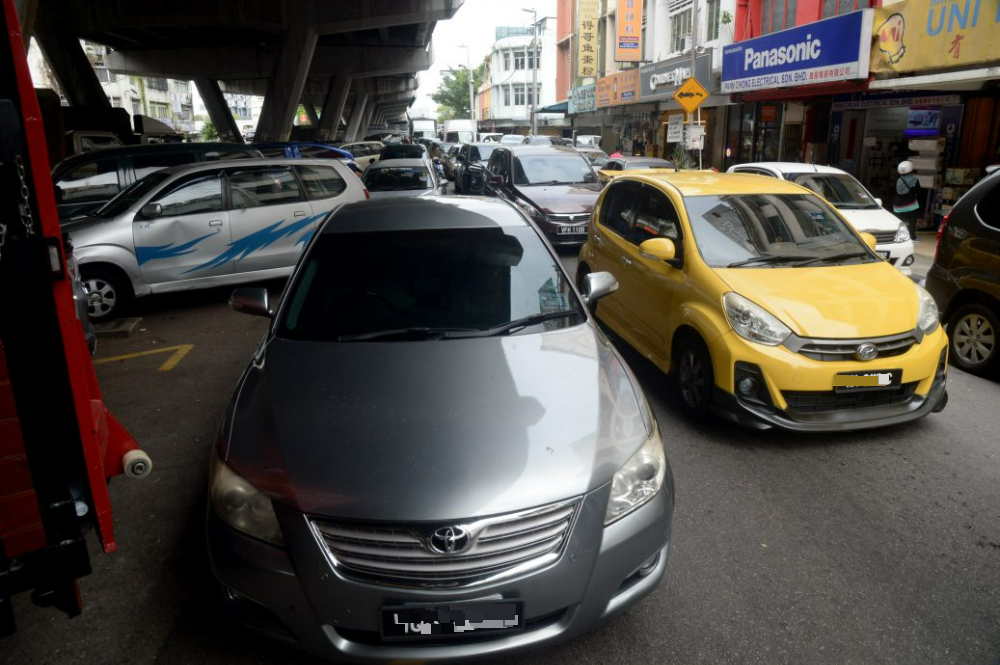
[934,213,948,263]
[364,188,370,200]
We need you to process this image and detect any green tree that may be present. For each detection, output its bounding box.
[431,63,487,122]
[202,120,218,141]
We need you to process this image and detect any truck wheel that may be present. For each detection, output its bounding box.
[948,303,999,375]
[82,267,132,322]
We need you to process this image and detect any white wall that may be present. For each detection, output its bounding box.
[487,17,557,123]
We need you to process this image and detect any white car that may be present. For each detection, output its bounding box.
[361,158,447,199]
[338,141,385,169]
[727,162,916,275]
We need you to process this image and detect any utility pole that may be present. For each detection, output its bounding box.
[523,8,538,135]
[458,44,475,129]
[689,0,700,168]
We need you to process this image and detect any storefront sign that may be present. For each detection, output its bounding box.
[667,114,684,143]
[577,0,600,78]
[616,0,644,62]
[639,52,713,102]
[721,10,874,93]
[831,92,962,110]
[568,84,597,114]
[872,0,1000,74]
[596,69,641,108]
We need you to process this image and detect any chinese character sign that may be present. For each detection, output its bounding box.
[578,0,600,78]
[616,0,644,62]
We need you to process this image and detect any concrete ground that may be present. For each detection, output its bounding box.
[3,226,998,665]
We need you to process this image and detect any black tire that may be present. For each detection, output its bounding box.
[673,334,714,420]
[947,303,999,375]
[82,266,132,322]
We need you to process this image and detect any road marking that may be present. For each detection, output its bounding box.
[94,344,194,372]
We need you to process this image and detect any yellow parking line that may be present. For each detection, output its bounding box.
[94,344,194,372]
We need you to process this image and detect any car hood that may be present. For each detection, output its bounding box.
[518,184,601,215]
[225,324,649,522]
[713,263,919,338]
[836,207,904,233]
[61,214,112,232]
[367,189,439,199]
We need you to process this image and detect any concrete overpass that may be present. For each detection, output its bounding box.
[16,0,462,141]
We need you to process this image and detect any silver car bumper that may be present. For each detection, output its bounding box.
[207,483,673,662]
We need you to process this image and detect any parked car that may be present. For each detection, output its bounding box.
[598,156,675,185]
[479,132,503,143]
[212,196,674,661]
[63,159,368,321]
[63,232,97,355]
[578,148,610,168]
[52,142,263,219]
[377,143,429,161]
[925,170,1000,375]
[574,135,602,149]
[362,158,446,199]
[500,134,525,145]
[523,135,555,146]
[454,142,499,194]
[338,141,385,168]
[255,142,354,161]
[727,163,916,276]
[442,143,461,180]
[469,145,602,246]
[577,171,949,430]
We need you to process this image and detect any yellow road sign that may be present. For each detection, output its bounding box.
[673,77,709,115]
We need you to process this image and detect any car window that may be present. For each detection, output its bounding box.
[471,145,496,163]
[513,155,597,186]
[154,174,224,216]
[599,181,642,240]
[94,171,170,218]
[975,179,1000,231]
[295,165,348,200]
[299,146,337,158]
[132,152,197,180]
[56,158,121,203]
[789,173,879,209]
[685,193,878,268]
[204,149,257,161]
[228,168,304,209]
[487,151,505,178]
[279,226,582,341]
[80,135,123,152]
[363,165,432,192]
[258,147,289,158]
[630,187,682,246]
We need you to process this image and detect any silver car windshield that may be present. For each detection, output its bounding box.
[278,226,583,341]
[93,172,171,217]
[684,194,878,269]
[788,173,880,210]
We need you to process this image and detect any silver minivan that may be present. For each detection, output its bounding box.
[64,159,368,320]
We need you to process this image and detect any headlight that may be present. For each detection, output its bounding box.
[605,425,667,525]
[915,283,940,334]
[210,451,284,546]
[894,222,911,243]
[515,199,546,222]
[723,292,792,347]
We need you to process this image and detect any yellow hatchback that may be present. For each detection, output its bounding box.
[577,172,949,431]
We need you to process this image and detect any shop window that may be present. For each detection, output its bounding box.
[515,51,525,70]
[503,51,511,70]
[670,10,691,52]
[761,0,799,34]
[822,0,861,19]
[707,0,721,41]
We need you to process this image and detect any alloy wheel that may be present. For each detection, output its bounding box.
[85,277,117,319]
[953,313,995,366]
[678,350,705,408]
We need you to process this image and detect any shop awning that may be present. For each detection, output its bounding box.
[537,101,568,113]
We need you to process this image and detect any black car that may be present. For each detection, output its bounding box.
[925,170,1000,375]
[378,143,428,160]
[468,145,602,246]
[52,142,262,219]
[454,142,498,194]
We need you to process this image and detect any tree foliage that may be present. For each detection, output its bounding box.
[202,120,218,141]
[431,63,487,122]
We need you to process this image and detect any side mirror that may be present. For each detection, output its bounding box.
[488,174,504,187]
[581,271,618,309]
[860,232,878,251]
[229,287,273,318]
[639,237,676,262]
[140,202,163,218]
[874,197,883,207]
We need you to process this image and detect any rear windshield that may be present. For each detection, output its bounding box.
[364,166,432,192]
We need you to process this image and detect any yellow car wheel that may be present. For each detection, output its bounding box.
[674,334,714,420]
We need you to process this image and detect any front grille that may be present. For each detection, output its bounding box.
[867,230,898,244]
[785,331,920,362]
[546,213,590,224]
[311,500,579,589]
[783,383,918,413]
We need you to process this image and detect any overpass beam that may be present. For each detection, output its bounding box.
[360,103,375,137]
[194,77,243,143]
[255,3,318,142]
[33,19,109,107]
[14,0,38,49]
[318,76,352,142]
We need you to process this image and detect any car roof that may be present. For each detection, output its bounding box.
[323,197,528,235]
[368,158,430,168]
[507,145,583,156]
[731,162,848,175]
[152,157,353,177]
[623,171,814,197]
[52,142,258,170]
[620,157,672,164]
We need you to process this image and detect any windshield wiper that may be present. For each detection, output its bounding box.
[726,254,809,268]
[526,180,565,187]
[452,310,581,338]
[336,327,478,342]
[792,251,873,267]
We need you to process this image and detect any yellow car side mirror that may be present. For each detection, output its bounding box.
[639,238,676,262]
[859,232,878,251]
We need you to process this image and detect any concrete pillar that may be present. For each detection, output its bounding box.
[14,0,38,49]
[344,87,369,142]
[194,77,244,144]
[255,2,319,142]
[33,20,109,107]
[318,76,351,142]
[303,99,319,125]
[360,103,375,139]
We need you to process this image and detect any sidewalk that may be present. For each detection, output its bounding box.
[914,230,938,259]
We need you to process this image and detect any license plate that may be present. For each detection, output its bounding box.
[381,602,523,641]
[876,250,891,260]
[557,224,587,235]
[833,369,902,392]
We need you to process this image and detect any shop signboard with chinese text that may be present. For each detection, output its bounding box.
[721,10,874,93]
[568,84,597,114]
[872,0,1000,74]
[639,52,712,102]
[616,0,644,62]
[596,69,640,108]
[578,0,600,78]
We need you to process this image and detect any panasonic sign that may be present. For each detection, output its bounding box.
[722,10,873,94]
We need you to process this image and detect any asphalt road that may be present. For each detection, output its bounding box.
[4,247,998,665]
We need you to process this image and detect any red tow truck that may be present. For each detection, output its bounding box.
[1,0,151,634]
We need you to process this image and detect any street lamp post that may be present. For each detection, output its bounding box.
[522,8,538,136]
[457,44,476,130]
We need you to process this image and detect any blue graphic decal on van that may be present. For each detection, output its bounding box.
[183,213,325,274]
[135,232,215,266]
[295,229,315,248]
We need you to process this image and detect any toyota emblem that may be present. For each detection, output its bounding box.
[855,343,879,361]
[428,526,471,554]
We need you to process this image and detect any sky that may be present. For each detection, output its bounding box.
[411,0,557,118]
